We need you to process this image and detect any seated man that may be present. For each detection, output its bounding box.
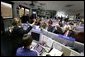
[16,34,38,56]
[47,19,54,32]
[53,24,63,35]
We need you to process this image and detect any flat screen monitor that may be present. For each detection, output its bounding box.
[31,32,40,41]
[1,1,13,18]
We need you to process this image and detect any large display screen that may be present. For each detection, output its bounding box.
[1,2,13,18]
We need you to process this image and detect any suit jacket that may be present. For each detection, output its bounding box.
[11,25,32,44]
[10,25,32,55]
[47,26,54,32]
[1,16,5,32]
[53,26,63,34]
[1,25,32,56]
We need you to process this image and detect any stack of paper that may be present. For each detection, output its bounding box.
[48,48,63,56]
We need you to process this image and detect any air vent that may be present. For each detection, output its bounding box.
[65,5,73,7]
[23,3,28,5]
[39,3,45,6]
[29,1,35,6]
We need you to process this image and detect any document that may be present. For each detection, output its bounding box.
[48,48,63,56]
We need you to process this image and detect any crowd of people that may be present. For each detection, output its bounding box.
[1,14,84,56]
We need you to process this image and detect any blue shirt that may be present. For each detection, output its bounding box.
[16,47,38,56]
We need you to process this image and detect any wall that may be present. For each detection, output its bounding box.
[12,2,33,18]
[13,2,19,17]
[79,10,84,18]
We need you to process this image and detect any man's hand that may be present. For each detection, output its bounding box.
[33,19,37,23]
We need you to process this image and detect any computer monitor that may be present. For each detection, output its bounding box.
[31,32,40,41]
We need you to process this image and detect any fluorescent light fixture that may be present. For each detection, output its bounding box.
[21,8,24,10]
[33,11,36,14]
[25,9,29,12]
[56,11,68,18]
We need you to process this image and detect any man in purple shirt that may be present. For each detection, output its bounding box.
[16,34,38,56]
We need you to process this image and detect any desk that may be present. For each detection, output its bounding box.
[75,26,84,32]
[30,40,50,56]
[58,34,75,42]
[48,48,63,56]
[30,40,63,56]
[41,48,63,56]
[31,26,41,34]
[31,29,41,34]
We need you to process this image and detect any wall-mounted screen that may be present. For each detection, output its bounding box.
[1,1,13,18]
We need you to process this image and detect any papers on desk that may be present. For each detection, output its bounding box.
[32,25,40,30]
[41,46,51,53]
[31,25,41,34]
[48,48,63,56]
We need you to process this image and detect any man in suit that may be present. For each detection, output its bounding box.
[53,24,63,34]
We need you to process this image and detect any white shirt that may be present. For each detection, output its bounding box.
[63,25,71,31]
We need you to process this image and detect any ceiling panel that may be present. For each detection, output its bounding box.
[11,1,84,16]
